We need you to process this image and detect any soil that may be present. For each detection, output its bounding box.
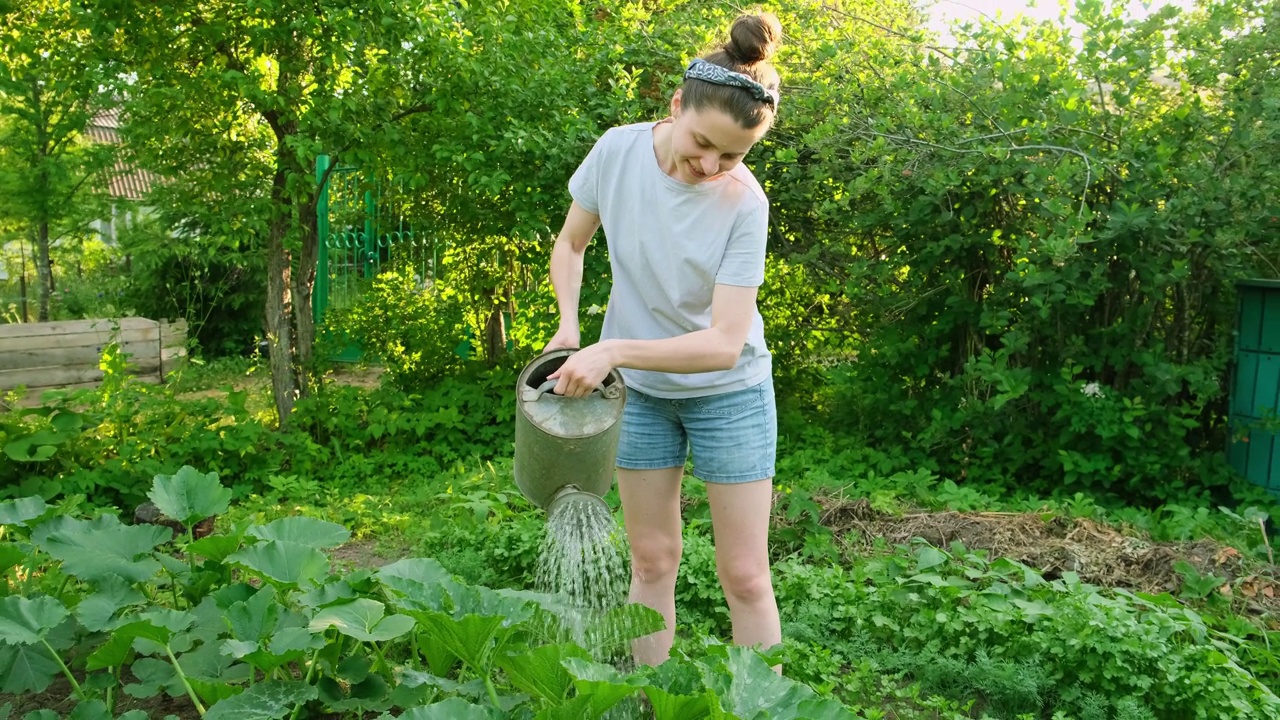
[329,538,403,573]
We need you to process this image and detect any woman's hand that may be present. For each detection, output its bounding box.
[544,326,581,353]
[547,341,616,397]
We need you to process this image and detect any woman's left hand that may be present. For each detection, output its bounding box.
[548,342,616,397]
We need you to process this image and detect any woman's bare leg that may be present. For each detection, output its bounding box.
[617,466,685,665]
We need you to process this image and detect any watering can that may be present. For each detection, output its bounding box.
[514,349,626,515]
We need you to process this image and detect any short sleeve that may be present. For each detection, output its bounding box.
[714,201,768,287]
[568,132,608,214]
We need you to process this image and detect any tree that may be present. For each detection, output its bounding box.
[97,0,447,426]
[0,0,114,322]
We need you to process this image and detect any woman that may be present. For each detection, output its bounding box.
[545,11,783,666]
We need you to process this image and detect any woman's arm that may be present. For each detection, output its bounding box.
[546,201,602,351]
[549,283,759,397]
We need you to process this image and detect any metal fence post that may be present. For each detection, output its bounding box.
[314,155,331,326]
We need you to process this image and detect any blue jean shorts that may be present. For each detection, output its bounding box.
[615,377,777,484]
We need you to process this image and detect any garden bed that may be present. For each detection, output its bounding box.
[814,497,1280,620]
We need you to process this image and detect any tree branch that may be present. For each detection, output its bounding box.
[821,5,958,62]
[309,102,433,213]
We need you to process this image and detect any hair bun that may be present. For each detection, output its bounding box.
[725,12,783,64]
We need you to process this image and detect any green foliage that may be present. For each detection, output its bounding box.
[0,0,115,322]
[755,0,1280,501]
[0,472,860,719]
[325,267,468,390]
[0,344,518,508]
[772,544,1280,719]
[117,217,264,357]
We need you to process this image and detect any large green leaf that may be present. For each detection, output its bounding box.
[227,541,329,587]
[187,534,246,564]
[3,434,60,462]
[0,596,68,645]
[75,575,148,632]
[294,577,359,610]
[68,701,143,720]
[646,688,712,720]
[404,582,542,672]
[559,657,646,716]
[227,587,279,644]
[708,647,854,720]
[0,543,28,574]
[398,669,486,699]
[247,517,349,549]
[269,625,325,656]
[31,515,169,583]
[376,557,456,611]
[148,466,232,527]
[122,657,176,699]
[409,609,504,672]
[584,603,666,656]
[202,680,317,720]
[0,643,59,694]
[0,497,47,526]
[389,699,503,720]
[223,589,316,674]
[643,660,714,720]
[495,643,590,704]
[67,700,110,720]
[308,598,415,642]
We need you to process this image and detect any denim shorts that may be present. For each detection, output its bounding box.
[615,377,776,484]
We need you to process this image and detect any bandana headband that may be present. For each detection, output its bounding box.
[683,58,779,109]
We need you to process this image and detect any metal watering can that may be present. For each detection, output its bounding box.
[514,349,626,514]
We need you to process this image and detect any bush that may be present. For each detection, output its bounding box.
[118,217,263,357]
[325,266,471,391]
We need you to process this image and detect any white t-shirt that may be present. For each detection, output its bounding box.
[568,121,772,398]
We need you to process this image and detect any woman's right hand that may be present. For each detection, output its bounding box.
[544,325,581,353]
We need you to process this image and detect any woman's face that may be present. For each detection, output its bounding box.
[665,90,769,185]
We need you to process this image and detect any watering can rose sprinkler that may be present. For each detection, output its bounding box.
[514,349,626,515]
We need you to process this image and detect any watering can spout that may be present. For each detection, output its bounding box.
[546,485,611,516]
[513,350,626,512]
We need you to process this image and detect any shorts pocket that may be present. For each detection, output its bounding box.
[691,383,764,417]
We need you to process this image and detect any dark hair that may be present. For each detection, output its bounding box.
[681,12,783,130]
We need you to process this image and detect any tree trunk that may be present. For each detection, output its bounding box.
[266,169,297,428]
[36,221,52,322]
[290,195,319,398]
[484,304,506,365]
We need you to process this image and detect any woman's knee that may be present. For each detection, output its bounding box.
[631,537,682,584]
[717,558,774,605]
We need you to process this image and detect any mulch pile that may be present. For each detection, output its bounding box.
[806,496,1280,621]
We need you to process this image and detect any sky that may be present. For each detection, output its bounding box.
[923,0,1199,38]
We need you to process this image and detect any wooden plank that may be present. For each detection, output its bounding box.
[0,317,156,340]
[160,346,188,376]
[10,376,161,408]
[159,319,188,349]
[0,327,160,355]
[1,341,161,371]
[0,359,161,390]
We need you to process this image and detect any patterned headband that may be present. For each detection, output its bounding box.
[683,58,779,109]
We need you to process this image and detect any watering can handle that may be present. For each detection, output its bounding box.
[523,379,621,402]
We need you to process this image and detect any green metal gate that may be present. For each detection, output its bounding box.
[1228,279,1280,497]
[314,155,445,361]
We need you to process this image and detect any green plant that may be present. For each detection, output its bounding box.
[772,542,1280,718]
[324,267,470,391]
[0,468,862,719]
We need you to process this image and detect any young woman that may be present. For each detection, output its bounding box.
[544,12,783,665]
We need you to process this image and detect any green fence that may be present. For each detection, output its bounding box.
[314,155,445,360]
[1228,279,1280,497]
